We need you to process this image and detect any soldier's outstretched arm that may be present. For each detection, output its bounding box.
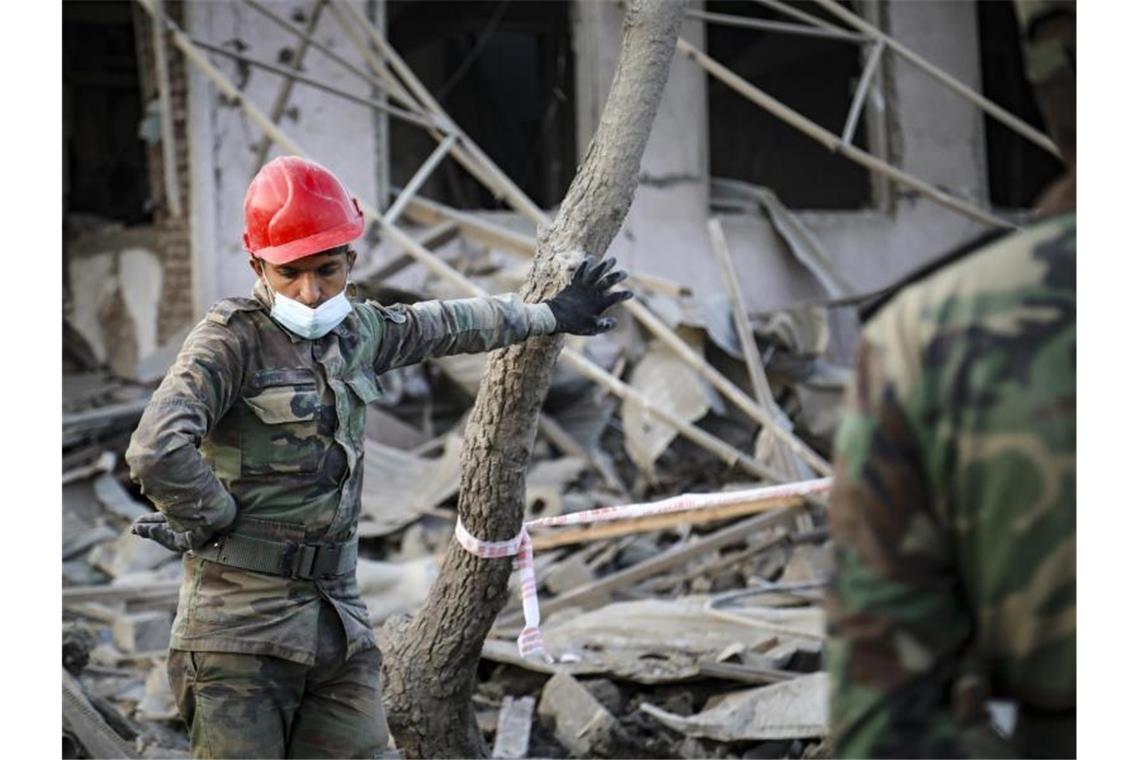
[825,329,972,758]
[126,317,244,546]
[367,256,632,371]
[366,292,557,372]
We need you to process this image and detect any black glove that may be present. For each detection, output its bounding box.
[131,513,215,553]
[544,256,633,336]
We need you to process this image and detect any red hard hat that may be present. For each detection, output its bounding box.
[243,156,365,265]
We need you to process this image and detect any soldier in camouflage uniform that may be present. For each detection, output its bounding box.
[826,3,1075,757]
[126,156,631,758]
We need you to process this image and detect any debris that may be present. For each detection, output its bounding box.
[525,457,588,520]
[541,553,596,596]
[357,557,439,623]
[63,397,152,448]
[134,327,190,384]
[64,523,119,562]
[62,668,141,759]
[358,433,463,537]
[63,449,117,486]
[364,405,431,450]
[497,506,804,628]
[621,338,722,478]
[536,596,823,683]
[112,612,173,654]
[712,178,855,299]
[697,660,798,686]
[580,678,625,716]
[64,582,181,606]
[538,671,620,757]
[529,484,813,551]
[490,695,534,759]
[89,530,176,579]
[64,624,96,676]
[136,662,180,722]
[94,473,150,522]
[779,543,833,585]
[433,351,488,395]
[640,672,829,742]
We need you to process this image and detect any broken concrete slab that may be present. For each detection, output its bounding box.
[358,434,463,537]
[134,326,190,385]
[490,695,534,759]
[89,530,176,578]
[538,671,619,758]
[136,662,180,722]
[63,668,141,759]
[64,522,118,561]
[94,473,150,522]
[112,611,172,654]
[542,553,596,596]
[525,457,589,520]
[357,556,439,624]
[533,596,823,683]
[640,672,828,741]
[621,338,722,478]
[779,543,833,586]
[364,404,431,450]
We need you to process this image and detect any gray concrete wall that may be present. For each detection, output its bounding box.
[185,0,386,314]
[572,0,991,312]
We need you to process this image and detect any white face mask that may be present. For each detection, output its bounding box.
[264,281,353,340]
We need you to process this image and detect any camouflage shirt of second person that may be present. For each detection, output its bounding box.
[125,280,557,665]
[826,213,1076,757]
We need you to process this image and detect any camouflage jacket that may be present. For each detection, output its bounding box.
[826,213,1076,758]
[126,281,556,665]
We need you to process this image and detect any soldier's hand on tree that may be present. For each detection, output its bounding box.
[545,256,633,336]
[131,513,214,553]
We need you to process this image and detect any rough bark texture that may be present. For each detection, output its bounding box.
[378,2,684,757]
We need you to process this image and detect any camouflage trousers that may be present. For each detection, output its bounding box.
[168,602,389,759]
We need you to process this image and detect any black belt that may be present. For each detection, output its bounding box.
[194,533,357,580]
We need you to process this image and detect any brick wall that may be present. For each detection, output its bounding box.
[133,0,195,344]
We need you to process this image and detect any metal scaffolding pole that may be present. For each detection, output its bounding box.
[251,0,325,170]
[750,0,845,33]
[812,0,1061,158]
[151,0,181,217]
[685,8,868,42]
[382,134,458,226]
[188,39,438,130]
[841,38,885,146]
[333,0,550,226]
[676,37,1015,229]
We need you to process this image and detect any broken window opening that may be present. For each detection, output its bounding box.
[705,0,875,211]
[387,0,576,212]
[64,0,152,226]
[976,0,1063,210]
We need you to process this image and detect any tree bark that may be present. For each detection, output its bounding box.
[378,2,684,756]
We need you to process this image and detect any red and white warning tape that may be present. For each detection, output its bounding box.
[454,477,832,661]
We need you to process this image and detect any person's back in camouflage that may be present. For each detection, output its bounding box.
[826,3,1075,755]
[826,215,1075,757]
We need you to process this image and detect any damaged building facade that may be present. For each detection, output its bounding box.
[63,0,1058,377]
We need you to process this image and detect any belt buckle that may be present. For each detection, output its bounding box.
[282,542,319,580]
[313,543,343,579]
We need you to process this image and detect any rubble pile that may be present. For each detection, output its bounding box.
[62,243,848,758]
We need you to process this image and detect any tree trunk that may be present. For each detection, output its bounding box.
[378,2,684,756]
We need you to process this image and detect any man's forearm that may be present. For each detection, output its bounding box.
[126,400,237,534]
